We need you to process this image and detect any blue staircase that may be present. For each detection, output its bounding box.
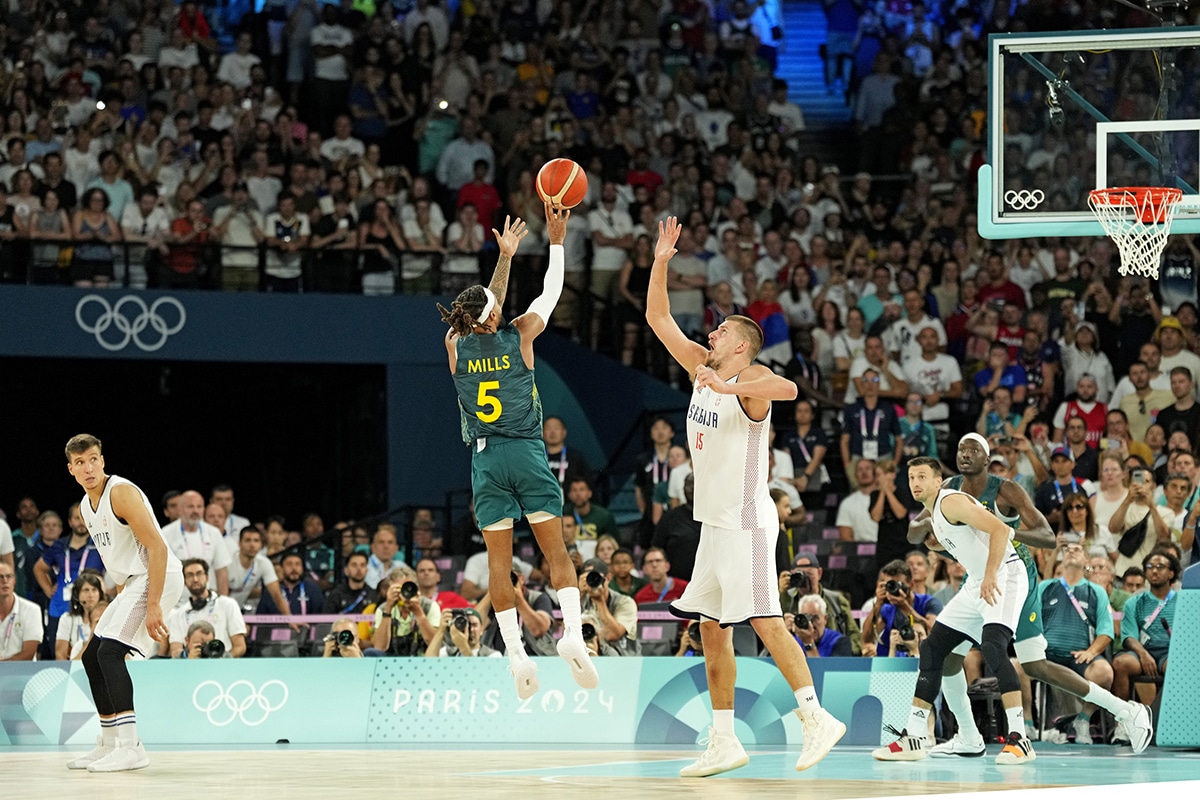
[778,0,853,129]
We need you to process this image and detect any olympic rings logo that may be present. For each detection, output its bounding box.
[192,680,289,727]
[1004,189,1046,211]
[75,294,187,352]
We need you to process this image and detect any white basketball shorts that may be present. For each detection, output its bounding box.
[670,523,782,627]
[94,569,185,657]
[936,558,1026,645]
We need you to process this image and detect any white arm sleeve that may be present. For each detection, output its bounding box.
[525,244,565,323]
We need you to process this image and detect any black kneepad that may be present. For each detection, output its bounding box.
[96,637,132,665]
[980,624,1020,694]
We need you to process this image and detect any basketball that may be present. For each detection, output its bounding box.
[535,158,588,209]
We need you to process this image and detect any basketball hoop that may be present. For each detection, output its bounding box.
[1087,186,1183,280]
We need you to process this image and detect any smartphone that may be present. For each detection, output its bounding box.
[1101,437,1118,450]
[1132,470,1146,484]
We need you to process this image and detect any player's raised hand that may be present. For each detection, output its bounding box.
[493,215,529,257]
[655,216,681,261]
[544,202,570,245]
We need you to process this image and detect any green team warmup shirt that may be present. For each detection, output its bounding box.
[1035,577,1114,658]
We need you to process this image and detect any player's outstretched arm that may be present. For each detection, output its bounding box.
[646,217,707,375]
[110,483,170,644]
[515,203,567,344]
[487,215,527,309]
[998,480,1055,549]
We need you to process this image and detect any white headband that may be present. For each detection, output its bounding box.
[961,433,990,457]
[477,287,497,324]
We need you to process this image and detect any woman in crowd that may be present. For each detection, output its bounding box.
[55,570,106,661]
[1041,491,1099,578]
[71,188,120,288]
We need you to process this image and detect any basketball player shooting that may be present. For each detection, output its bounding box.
[645,217,846,778]
[440,204,598,700]
[909,435,1153,757]
[64,433,185,773]
[875,456,1034,764]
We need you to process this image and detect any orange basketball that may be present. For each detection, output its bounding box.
[536,158,588,209]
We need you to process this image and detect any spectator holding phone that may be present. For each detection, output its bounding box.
[1111,467,1174,577]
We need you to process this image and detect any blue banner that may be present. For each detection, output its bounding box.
[0,657,917,747]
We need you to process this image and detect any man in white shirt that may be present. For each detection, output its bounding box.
[118,187,172,290]
[667,226,708,337]
[845,335,909,404]
[210,484,251,541]
[319,115,365,166]
[0,516,13,571]
[587,181,634,301]
[767,79,805,136]
[1155,317,1200,399]
[888,289,947,364]
[435,116,494,194]
[365,525,409,590]
[264,193,311,291]
[0,560,42,661]
[158,29,201,71]
[310,6,354,132]
[162,490,231,596]
[459,550,534,602]
[836,459,880,542]
[245,152,283,217]
[1109,341,1171,409]
[167,559,248,657]
[212,183,266,291]
[226,527,291,614]
[902,326,963,425]
[400,197,446,292]
[215,33,261,91]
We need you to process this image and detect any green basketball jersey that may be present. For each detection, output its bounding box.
[452,322,543,445]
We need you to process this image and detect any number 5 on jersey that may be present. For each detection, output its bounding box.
[477,381,503,422]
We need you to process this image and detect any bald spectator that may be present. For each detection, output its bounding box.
[162,490,231,595]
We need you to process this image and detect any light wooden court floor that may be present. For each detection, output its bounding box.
[3,743,1198,799]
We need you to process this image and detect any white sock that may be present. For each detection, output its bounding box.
[558,587,583,637]
[496,608,526,659]
[100,722,118,746]
[1005,705,1026,736]
[713,709,735,736]
[942,670,982,742]
[906,705,931,737]
[1084,684,1133,722]
[794,685,821,715]
[113,713,137,743]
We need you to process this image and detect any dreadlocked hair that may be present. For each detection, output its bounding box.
[437,285,490,337]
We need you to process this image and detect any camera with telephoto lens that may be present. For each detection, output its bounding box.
[451,608,469,632]
[336,629,355,647]
[400,580,418,600]
[896,620,916,642]
[585,570,605,589]
[510,571,519,586]
[788,570,812,592]
[581,622,597,641]
[794,613,816,631]
[885,579,907,596]
[199,639,226,659]
[688,622,702,641]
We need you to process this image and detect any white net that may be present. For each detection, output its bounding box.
[1088,187,1183,280]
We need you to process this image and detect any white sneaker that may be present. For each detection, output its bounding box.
[679,727,750,777]
[67,736,113,770]
[556,633,599,689]
[795,707,846,770]
[509,657,540,700]
[87,739,150,773]
[1124,703,1154,754]
[872,726,930,761]
[930,732,986,758]
[1072,717,1093,745]
[1112,720,1131,746]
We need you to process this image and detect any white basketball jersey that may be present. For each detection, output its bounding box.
[686,374,775,531]
[931,488,1018,577]
[81,475,183,585]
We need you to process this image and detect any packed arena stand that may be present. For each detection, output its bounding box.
[0,0,1195,745]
